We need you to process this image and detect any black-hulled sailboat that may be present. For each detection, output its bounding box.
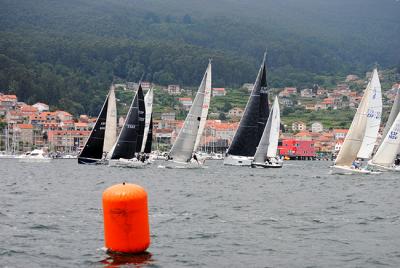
[108,84,150,168]
[224,52,269,166]
[78,85,117,164]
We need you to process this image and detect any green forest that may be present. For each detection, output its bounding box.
[0,0,399,115]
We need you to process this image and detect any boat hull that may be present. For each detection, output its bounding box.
[223,155,253,166]
[368,162,400,172]
[251,161,283,168]
[330,165,381,175]
[109,158,150,168]
[158,160,206,169]
[78,157,101,165]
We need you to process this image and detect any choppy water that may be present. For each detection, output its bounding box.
[0,159,399,267]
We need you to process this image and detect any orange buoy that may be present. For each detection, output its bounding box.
[102,183,150,253]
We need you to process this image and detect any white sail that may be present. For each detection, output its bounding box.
[357,69,382,159]
[253,96,280,163]
[103,85,117,153]
[267,97,280,158]
[194,60,212,152]
[380,88,400,152]
[371,112,400,167]
[335,81,371,166]
[169,63,208,163]
[141,88,154,153]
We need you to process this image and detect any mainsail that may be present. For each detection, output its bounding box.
[371,112,400,167]
[103,85,117,153]
[380,88,400,149]
[335,81,371,166]
[78,87,112,163]
[357,69,382,159]
[169,63,209,163]
[226,52,269,157]
[194,60,212,152]
[144,116,153,154]
[141,88,154,153]
[253,96,280,163]
[109,85,144,160]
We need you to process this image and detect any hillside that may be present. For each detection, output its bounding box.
[0,0,399,115]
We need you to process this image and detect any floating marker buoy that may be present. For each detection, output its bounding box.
[102,183,150,253]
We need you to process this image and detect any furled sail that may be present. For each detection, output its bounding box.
[194,60,212,152]
[357,69,382,159]
[103,85,117,153]
[141,88,153,153]
[169,63,209,163]
[226,52,269,157]
[110,85,144,160]
[335,81,371,166]
[253,96,280,163]
[371,112,400,167]
[78,89,110,163]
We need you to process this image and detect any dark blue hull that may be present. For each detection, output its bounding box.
[77,157,100,165]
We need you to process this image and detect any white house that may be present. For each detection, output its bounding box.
[33,102,49,113]
[168,85,181,95]
[212,88,226,97]
[178,97,192,110]
[311,122,323,133]
[228,107,244,118]
[292,121,306,132]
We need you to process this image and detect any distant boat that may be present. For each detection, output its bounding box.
[224,52,269,166]
[369,88,400,171]
[17,149,52,163]
[251,96,283,168]
[331,68,382,175]
[163,60,212,168]
[78,85,117,164]
[108,84,148,168]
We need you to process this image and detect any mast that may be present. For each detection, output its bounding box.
[141,88,154,153]
[169,62,209,163]
[357,68,382,159]
[194,59,212,152]
[226,51,269,157]
[253,96,280,163]
[78,89,110,162]
[371,112,400,167]
[109,85,144,160]
[103,85,117,153]
[335,72,373,166]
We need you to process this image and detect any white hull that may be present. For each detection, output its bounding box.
[368,162,400,172]
[158,160,206,169]
[18,157,52,163]
[251,159,283,168]
[109,158,151,168]
[223,155,253,166]
[330,165,381,175]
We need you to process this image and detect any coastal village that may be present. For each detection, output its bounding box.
[1,73,399,159]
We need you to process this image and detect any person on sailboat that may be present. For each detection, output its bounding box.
[192,153,199,164]
[395,156,400,166]
[352,159,361,169]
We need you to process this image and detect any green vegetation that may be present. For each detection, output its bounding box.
[0,0,399,116]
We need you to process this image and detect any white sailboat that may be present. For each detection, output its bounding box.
[369,88,400,171]
[162,60,212,169]
[331,68,382,175]
[251,96,283,168]
[369,112,400,171]
[17,149,52,163]
[224,52,269,166]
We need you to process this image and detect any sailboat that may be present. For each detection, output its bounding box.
[110,87,154,168]
[108,84,148,168]
[369,88,400,171]
[331,68,382,174]
[251,96,283,168]
[162,60,212,169]
[224,52,269,166]
[78,85,117,164]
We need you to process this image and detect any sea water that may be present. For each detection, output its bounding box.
[0,160,399,267]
